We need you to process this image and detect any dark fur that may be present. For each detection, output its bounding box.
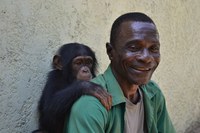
[33,43,98,133]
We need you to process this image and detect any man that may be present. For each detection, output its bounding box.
[64,12,176,133]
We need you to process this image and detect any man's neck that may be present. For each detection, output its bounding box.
[121,84,140,104]
[111,67,141,103]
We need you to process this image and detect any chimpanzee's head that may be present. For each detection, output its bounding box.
[52,43,97,83]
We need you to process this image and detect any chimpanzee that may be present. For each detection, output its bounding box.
[32,43,112,133]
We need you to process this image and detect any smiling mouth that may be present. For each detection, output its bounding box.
[131,67,152,72]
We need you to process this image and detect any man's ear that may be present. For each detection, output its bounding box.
[53,55,63,70]
[106,42,113,60]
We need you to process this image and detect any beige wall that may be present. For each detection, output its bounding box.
[0,0,200,132]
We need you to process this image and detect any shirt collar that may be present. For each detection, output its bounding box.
[102,65,126,106]
[100,65,158,106]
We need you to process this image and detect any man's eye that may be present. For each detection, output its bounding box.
[150,45,160,52]
[129,46,140,52]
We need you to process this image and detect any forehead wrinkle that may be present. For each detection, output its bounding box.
[119,22,159,39]
[132,31,159,41]
[132,22,159,38]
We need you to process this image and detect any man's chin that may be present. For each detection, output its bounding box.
[130,78,151,86]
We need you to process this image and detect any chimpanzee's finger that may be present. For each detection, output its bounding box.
[108,94,112,110]
[99,89,112,110]
[95,89,112,110]
[93,92,110,111]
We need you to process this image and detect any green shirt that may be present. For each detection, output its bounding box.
[64,65,176,133]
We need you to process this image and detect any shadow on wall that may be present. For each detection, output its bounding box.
[185,117,200,133]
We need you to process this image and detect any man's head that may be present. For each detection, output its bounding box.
[106,12,160,86]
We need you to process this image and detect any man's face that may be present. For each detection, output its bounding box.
[110,21,160,85]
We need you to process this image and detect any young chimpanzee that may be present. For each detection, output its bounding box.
[32,43,112,133]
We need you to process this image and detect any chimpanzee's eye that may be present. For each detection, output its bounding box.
[86,60,92,65]
[74,60,82,66]
[85,59,93,68]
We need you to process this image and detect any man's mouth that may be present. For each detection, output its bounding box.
[131,66,152,72]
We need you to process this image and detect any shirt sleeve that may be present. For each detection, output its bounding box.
[156,90,176,133]
[64,95,108,133]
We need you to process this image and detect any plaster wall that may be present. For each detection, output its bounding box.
[0,0,200,133]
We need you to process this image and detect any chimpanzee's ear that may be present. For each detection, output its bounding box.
[53,55,63,70]
[106,42,113,60]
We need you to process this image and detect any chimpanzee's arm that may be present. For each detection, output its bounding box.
[44,80,111,117]
[38,80,111,133]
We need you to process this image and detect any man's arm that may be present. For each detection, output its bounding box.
[64,95,108,133]
[156,91,176,133]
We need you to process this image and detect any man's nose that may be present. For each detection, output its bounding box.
[137,49,153,63]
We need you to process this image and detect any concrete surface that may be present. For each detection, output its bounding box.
[0,0,200,132]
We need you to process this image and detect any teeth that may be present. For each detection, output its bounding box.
[135,67,150,71]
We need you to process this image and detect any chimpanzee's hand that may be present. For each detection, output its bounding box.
[80,81,112,111]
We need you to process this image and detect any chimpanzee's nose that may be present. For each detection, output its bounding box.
[82,66,89,73]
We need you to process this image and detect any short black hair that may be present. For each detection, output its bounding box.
[110,12,156,46]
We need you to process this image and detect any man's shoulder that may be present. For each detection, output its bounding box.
[91,74,109,92]
[91,74,106,85]
[66,96,109,132]
[71,95,107,115]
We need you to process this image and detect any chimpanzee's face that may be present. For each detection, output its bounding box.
[72,56,94,81]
